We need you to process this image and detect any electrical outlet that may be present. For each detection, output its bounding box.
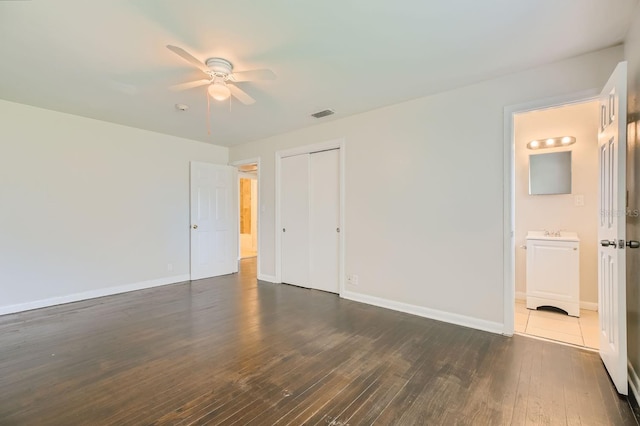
[347,274,359,286]
[575,194,584,207]
[167,263,173,272]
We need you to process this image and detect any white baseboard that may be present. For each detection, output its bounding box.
[515,292,598,311]
[257,274,278,283]
[580,301,598,311]
[341,290,503,335]
[0,274,190,316]
[629,360,640,403]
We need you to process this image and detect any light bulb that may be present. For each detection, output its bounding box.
[562,136,572,144]
[546,138,555,146]
[530,140,539,148]
[208,82,231,101]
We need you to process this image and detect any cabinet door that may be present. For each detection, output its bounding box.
[527,241,579,305]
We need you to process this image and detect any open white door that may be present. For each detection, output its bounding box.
[597,61,628,395]
[190,162,238,280]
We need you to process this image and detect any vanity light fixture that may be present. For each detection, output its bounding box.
[527,136,576,150]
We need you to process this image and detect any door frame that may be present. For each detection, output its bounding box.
[275,138,346,295]
[231,157,262,279]
[502,89,600,335]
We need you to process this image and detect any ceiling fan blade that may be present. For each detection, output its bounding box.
[169,79,211,91]
[228,84,256,105]
[166,45,209,73]
[230,69,276,82]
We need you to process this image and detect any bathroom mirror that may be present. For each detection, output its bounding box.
[529,151,572,195]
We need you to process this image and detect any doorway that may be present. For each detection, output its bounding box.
[233,159,260,271]
[512,100,600,349]
[239,168,258,259]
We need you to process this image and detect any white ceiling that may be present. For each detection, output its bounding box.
[0,0,637,147]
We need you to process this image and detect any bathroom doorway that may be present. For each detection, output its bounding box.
[236,161,259,260]
[512,99,600,349]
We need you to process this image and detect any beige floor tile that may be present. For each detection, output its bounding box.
[579,317,599,327]
[515,312,529,326]
[579,319,599,332]
[582,327,600,349]
[580,309,598,318]
[580,319,600,336]
[527,315,582,336]
[525,326,584,346]
[514,303,600,349]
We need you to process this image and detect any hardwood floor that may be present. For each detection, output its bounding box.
[0,258,635,425]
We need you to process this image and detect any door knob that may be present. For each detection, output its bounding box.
[627,240,640,249]
[600,240,617,248]
[282,228,286,232]
[192,224,198,229]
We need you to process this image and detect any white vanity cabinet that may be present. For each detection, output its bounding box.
[526,231,580,317]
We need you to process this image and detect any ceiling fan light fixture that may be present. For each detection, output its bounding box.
[208,81,231,101]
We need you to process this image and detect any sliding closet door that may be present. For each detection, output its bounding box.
[281,154,310,287]
[309,149,340,293]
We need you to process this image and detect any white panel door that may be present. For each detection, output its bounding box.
[309,149,340,293]
[597,62,627,395]
[190,162,238,280]
[281,154,310,287]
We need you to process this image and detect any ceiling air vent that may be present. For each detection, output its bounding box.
[311,109,335,119]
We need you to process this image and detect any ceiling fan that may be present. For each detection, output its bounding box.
[166,45,276,105]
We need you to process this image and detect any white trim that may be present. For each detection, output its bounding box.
[629,360,640,407]
[580,301,598,311]
[0,274,190,316]
[342,290,503,335]
[278,139,344,159]
[503,89,600,336]
[257,274,278,283]
[275,138,346,298]
[231,157,262,278]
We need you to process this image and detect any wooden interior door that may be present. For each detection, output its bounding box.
[597,61,628,395]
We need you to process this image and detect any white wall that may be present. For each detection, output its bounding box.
[0,99,228,313]
[514,102,599,306]
[230,46,623,329]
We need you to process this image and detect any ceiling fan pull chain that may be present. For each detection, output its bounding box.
[206,90,211,135]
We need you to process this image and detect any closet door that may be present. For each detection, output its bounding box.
[281,154,310,287]
[309,149,340,293]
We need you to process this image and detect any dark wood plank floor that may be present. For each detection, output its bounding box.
[0,258,635,425]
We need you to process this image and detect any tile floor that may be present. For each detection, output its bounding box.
[515,300,599,349]
[240,248,257,258]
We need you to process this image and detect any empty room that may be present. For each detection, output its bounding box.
[2,1,640,424]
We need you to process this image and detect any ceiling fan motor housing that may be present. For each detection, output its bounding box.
[205,58,233,76]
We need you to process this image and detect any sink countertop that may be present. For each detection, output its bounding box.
[526,231,580,242]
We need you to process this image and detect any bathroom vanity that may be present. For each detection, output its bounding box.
[526,231,580,317]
